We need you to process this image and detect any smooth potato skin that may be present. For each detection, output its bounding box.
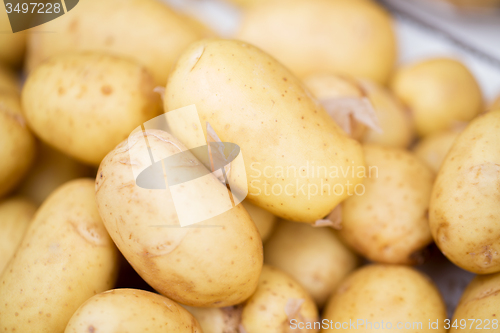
[95,129,263,307]
[184,305,242,333]
[0,92,36,198]
[413,128,462,174]
[0,66,19,94]
[65,289,202,333]
[22,52,161,165]
[451,273,500,332]
[0,10,26,67]
[391,58,482,137]
[0,197,36,273]
[321,265,447,333]
[264,220,358,307]
[340,145,434,264]
[241,265,319,333]
[0,179,118,333]
[237,0,396,84]
[242,200,277,242]
[26,0,212,85]
[429,110,500,274]
[165,39,364,223]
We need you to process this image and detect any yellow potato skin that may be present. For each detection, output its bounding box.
[95,129,263,307]
[165,39,365,223]
[0,66,19,94]
[26,0,212,85]
[413,128,462,174]
[264,220,357,307]
[236,0,396,84]
[490,95,500,111]
[451,272,500,332]
[242,200,277,241]
[16,144,93,205]
[0,91,36,198]
[321,265,447,332]
[429,109,500,274]
[0,179,118,333]
[0,197,36,274]
[65,289,202,333]
[0,10,26,67]
[391,58,482,137]
[241,265,319,333]
[22,52,161,165]
[340,145,434,264]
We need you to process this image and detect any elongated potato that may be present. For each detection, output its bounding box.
[0,179,118,332]
[237,0,396,84]
[264,220,358,307]
[0,197,36,274]
[26,0,212,85]
[65,289,202,333]
[0,9,26,67]
[451,272,500,332]
[184,305,242,333]
[0,92,36,198]
[413,128,462,174]
[429,110,500,274]
[321,265,447,332]
[241,265,319,333]
[165,39,364,223]
[95,129,263,307]
[16,144,93,205]
[22,52,161,165]
[340,145,434,264]
[242,200,277,241]
[391,58,482,137]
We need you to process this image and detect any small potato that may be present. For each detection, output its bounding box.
[241,265,319,333]
[0,179,118,332]
[184,305,242,333]
[0,197,36,273]
[391,58,482,137]
[26,0,212,85]
[0,9,26,67]
[321,265,447,333]
[242,200,277,241]
[237,0,396,84]
[451,272,500,332]
[65,289,202,333]
[96,129,263,307]
[413,128,463,174]
[22,52,161,165]
[264,220,358,307]
[340,145,434,264]
[429,110,500,274]
[0,66,19,94]
[16,144,93,205]
[165,39,364,223]
[0,92,36,198]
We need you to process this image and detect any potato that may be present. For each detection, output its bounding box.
[65,289,202,333]
[429,110,500,274]
[241,265,319,333]
[16,143,93,205]
[321,265,447,332]
[22,52,161,165]
[264,220,358,307]
[0,179,118,332]
[0,91,36,198]
[95,129,263,307]
[413,128,462,174]
[0,9,26,67]
[236,0,396,84]
[165,39,365,223]
[0,197,36,273]
[243,200,277,241]
[339,145,434,264]
[391,58,482,137]
[303,73,414,148]
[26,0,212,85]
[184,305,242,333]
[451,272,500,332]
[0,66,19,94]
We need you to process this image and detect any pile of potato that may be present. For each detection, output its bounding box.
[1,0,499,332]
